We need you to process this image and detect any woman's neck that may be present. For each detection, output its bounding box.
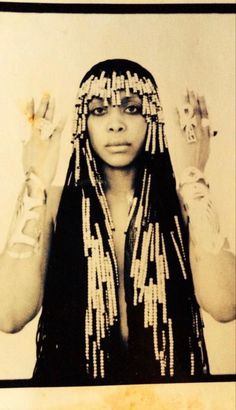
[102,164,137,198]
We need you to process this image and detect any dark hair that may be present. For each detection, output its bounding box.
[80,58,157,87]
[33,59,209,386]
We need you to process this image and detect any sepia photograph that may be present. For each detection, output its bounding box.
[0,1,235,408]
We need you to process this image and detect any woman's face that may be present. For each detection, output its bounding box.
[87,91,147,169]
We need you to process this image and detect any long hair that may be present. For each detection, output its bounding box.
[33,59,209,385]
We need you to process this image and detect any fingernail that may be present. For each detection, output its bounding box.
[43,91,50,99]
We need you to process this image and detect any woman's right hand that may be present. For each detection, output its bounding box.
[22,93,65,189]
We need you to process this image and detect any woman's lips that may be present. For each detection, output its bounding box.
[105,143,131,152]
[106,142,131,147]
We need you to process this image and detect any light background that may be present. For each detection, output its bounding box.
[0,6,235,407]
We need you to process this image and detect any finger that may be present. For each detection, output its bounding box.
[198,95,210,138]
[178,90,193,130]
[24,98,35,121]
[174,107,181,127]
[45,97,55,121]
[189,90,199,115]
[180,88,190,105]
[35,93,50,119]
[198,95,208,118]
[179,89,196,119]
[51,117,66,140]
[175,106,190,132]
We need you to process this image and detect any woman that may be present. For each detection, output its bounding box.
[0,59,234,385]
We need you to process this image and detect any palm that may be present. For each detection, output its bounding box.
[22,94,64,188]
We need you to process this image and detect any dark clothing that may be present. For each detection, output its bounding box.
[33,186,209,386]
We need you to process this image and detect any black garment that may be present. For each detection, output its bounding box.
[32,186,209,386]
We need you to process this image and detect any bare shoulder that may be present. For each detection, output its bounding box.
[47,185,63,222]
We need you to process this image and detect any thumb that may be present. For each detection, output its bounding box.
[51,116,67,140]
[18,97,35,121]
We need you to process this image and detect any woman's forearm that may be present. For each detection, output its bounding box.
[189,241,235,323]
[178,167,236,322]
[0,94,63,333]
[0,173,53,333]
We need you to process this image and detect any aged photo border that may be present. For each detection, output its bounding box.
[0,2,235,403]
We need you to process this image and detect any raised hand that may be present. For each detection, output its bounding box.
[175,90,216,173]
[22,93,65,189]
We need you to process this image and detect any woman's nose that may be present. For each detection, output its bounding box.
[107,108,126,132]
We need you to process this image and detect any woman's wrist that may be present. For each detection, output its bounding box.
[25,170,48,202]
[178,167,226,254]
[178,166,208,191]
[6,171,48,259]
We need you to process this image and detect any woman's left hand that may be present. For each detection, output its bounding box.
[175,90,214,173]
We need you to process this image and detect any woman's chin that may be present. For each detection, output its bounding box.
[102,155,137,170]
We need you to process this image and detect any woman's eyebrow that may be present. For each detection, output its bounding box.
[120,96,142,105]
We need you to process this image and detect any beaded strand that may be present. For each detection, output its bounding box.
[82,192,118,378]
[70,70,205,380]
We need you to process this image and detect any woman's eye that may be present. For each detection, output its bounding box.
[90,107,107,116]
[125,104,142,115]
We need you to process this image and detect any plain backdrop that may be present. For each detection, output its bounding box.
[0,11,235,380]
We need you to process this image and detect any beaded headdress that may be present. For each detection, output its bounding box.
[72,68,166,183]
